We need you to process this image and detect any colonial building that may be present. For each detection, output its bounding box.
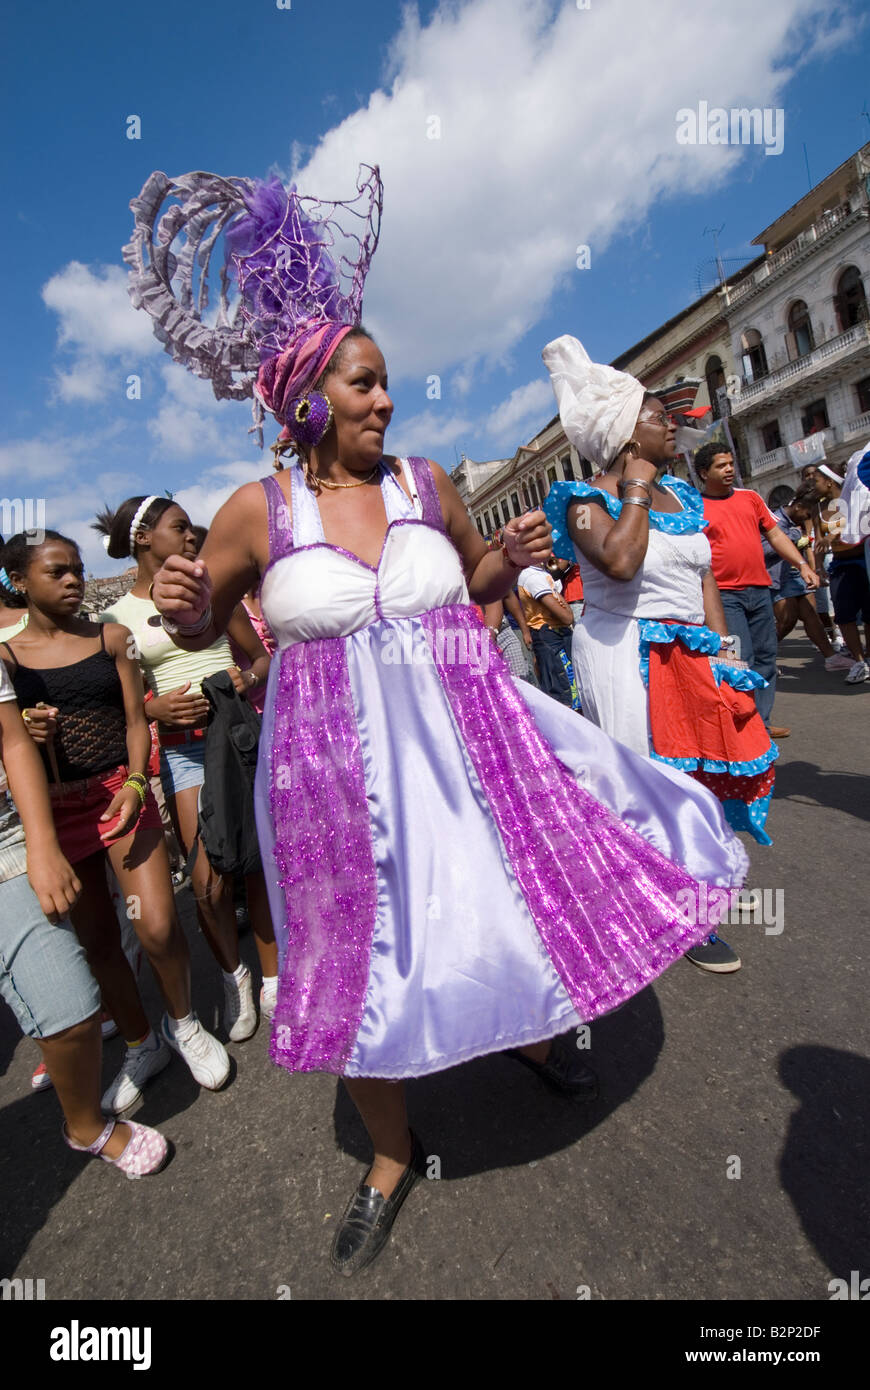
[721,140,870,505]
[454,141,870,530]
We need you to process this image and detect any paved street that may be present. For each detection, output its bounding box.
[2,633,868,1302]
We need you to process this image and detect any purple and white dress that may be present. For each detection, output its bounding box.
[254,457,748,1080]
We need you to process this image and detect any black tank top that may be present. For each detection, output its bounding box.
[2,625,129,783]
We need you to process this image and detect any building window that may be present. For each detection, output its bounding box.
[800,399,829,435]
[580,456,594,480]
[786,300,814,359]
[482,510,491,534]
[511,492,521,518]
[547,466,557,487]
[856,376,870,414]
[562,454,575,481]
[760,420,782,452]
[741,329,768,383]
[705,355,726,419]
[501,500,511,526]
[835,266,868,331]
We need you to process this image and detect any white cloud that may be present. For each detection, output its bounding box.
[288,0,846,382]
[147,366,253,461]
[484,378,554,446]
[171,461,271,532]
[386,408,475,458]
[42,262,161,405]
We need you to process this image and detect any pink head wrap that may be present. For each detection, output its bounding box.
[255,320,352,441]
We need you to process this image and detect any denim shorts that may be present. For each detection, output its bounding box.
[159,734,207,797]
[772,569,808,602]
[0,871,100,1038]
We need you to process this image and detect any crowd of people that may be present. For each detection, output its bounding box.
[1,163,867,1279]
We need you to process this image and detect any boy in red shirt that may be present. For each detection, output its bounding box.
[694,444,818,739]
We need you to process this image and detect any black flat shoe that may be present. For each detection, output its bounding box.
[330,1130,425,1277]
[505,1039,600,1101]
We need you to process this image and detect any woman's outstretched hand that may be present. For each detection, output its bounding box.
[151,555,213,626]
[502,510,552,568]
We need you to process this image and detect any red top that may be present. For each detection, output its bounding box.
[701,489,778,590]
[561,563,584,602]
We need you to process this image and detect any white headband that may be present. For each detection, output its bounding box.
[128,496,160,556]
[816,464,843,485]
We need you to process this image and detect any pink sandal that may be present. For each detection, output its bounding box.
[63,1118,169,1179]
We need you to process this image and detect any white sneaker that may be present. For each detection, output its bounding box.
[824,653,854,671]
[101,1036,171,1114]
[259,978,278,1020]
[161,1014,230,1090]
[223,965,257,1042]
[844,660,870,684]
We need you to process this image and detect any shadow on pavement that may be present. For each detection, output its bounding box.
[332,983,664,1178]
[779,1045,870,1282]
[772,760,870,822]
[0,1027,209,1277]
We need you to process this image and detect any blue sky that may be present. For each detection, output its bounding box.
[3,0,868,574]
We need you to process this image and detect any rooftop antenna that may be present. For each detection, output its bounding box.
[861,103,870,135]
[703,224,726,285]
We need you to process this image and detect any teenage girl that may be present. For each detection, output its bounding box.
[1,530,230,1112]
[0,667,168,1176]
[94,497,279,1028]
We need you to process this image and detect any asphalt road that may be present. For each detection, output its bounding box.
[2,633,868,1302]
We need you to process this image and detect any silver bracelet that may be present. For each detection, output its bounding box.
[621,495,651,511]
[160,603,213,638]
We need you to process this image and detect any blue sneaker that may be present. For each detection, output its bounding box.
[685,934,741,974]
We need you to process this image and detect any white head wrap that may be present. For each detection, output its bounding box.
[542,335,645,471]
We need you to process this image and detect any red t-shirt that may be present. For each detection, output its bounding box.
[562,563,584,602]
[701,489,779,590]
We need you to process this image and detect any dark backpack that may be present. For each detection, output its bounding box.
[193,669,263,877]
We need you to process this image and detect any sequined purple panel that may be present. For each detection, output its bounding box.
[422,605,716,1019]
[407,456,445,530]
[268,638,378,1072]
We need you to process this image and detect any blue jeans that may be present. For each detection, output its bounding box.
[719,586,778,727]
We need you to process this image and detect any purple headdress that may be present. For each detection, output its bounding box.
[123,165,383,444]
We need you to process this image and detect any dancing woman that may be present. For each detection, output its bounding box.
[129,165,748,1276]
[95,497,279,1025]
[542,338,776,855]
[0,530,229,1111]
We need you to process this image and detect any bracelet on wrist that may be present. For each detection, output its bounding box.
[161,603,214,638]
[124,771,148,789]
[618,476,653,496]
[122,779,147,806]
[621,495,651,511]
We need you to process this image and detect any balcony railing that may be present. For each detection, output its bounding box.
[749,446,788,477]
[727,204,855,308]
[731,321,870,413]
[843,411,870,441]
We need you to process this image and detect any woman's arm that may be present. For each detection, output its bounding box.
[0,702,81,921]
[429,461,553,602]
[503,589,533,646]
[567,487,656,582]
[151,482,267,649]
[226,604,271,695]
[702,569,728,637]
[99,624,154,842]
[763,525,820,587]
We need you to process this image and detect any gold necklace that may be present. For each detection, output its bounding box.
[317,464,380,490]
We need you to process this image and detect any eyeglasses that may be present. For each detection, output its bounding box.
[638,406,676,426]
